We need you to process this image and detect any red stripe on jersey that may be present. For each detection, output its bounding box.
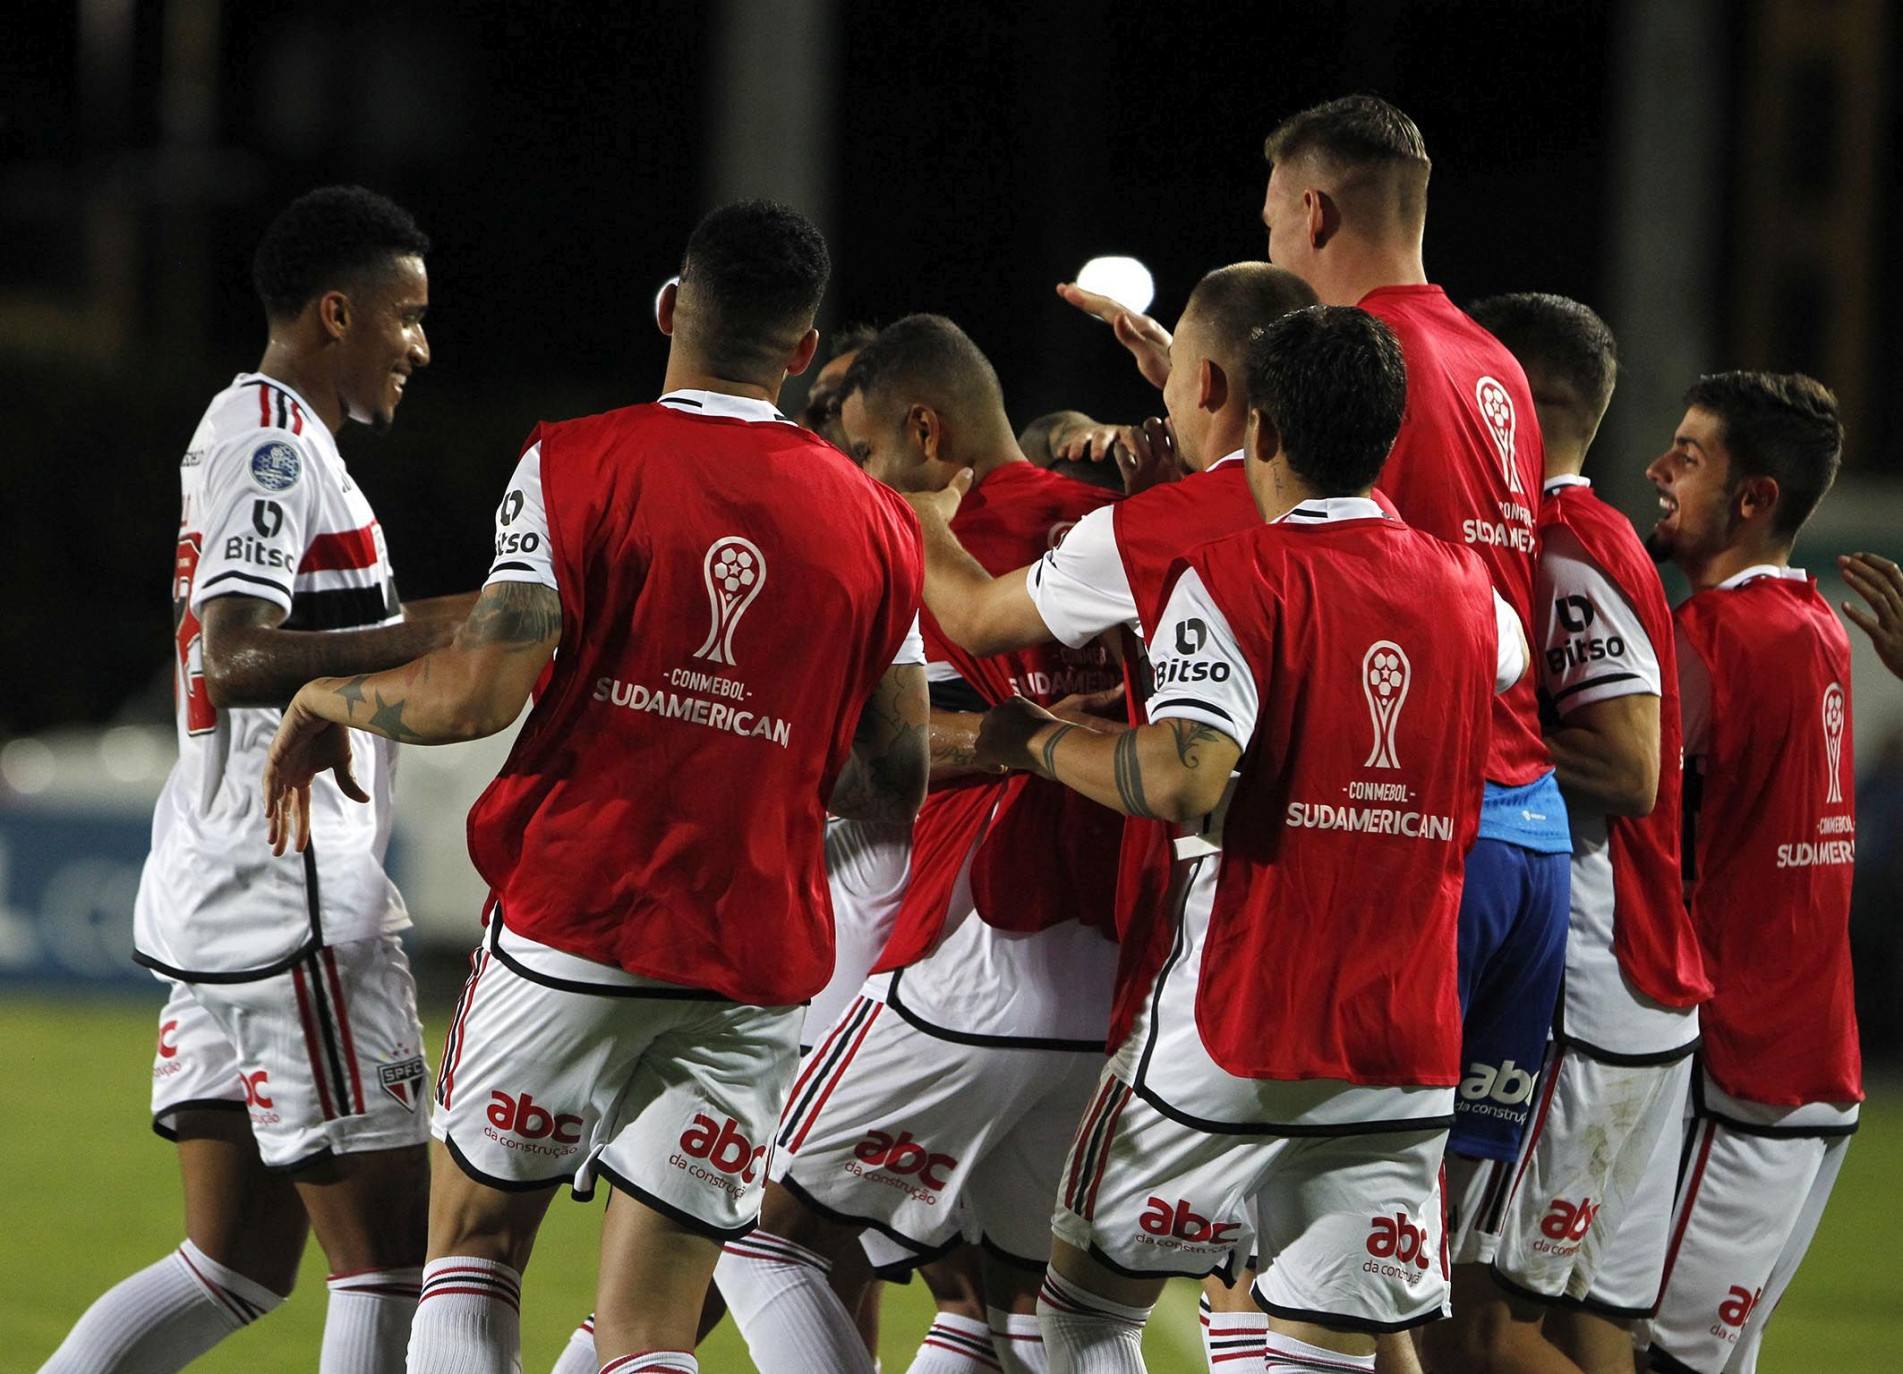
[291,964,338,1121]
[291,400,305,435]
[257,383,272,428]
[322,948,366,1115]
[299,526,380,573]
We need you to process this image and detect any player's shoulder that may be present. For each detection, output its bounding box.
[194,378,328,494]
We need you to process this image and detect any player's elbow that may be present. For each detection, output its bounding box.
[1604,752,1660,818]
[1152,771,1227,826]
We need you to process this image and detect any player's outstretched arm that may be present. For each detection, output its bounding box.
[200,593,472,709]
[1543,692,1661,817]
[1840,552,1903,680]
[830,663,930,823]
[974,696,1237,823]
[1055,281,1173,390]
[904,476,1059,658]
[401,590,482,623]
[262,581,561,853]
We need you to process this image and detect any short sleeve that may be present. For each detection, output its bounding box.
[1144,569,1258,750]
[1676,623,1713,759]
[1024,505,1138,647]
[893,614,926,667]
[486,443,557,591]
[1534,529,1661,713]
[190,431,320,615]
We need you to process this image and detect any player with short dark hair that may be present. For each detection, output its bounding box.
[976,306,1528,1374]
[1258,99,1574,1301]
[1433,294,1711,1374]
[718,313,1124,1374]
[40,185,471,1374]
[262,198,927,1374]
[799,322,880,452]
[1642,374,1858,1374]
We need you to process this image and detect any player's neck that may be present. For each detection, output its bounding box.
[255,344,342,435]
[1543,446,1590,483]
[660,357,785,407]
[1684,536,1792,592]
[1247,455,1334,522]
[967,441,1028,487]
[1316,240,1429,307]
[1191,414,1247,471]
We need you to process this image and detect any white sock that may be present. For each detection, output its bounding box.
[406,1255,522,1374]
[1035,1270,1150,1374]
[547,1314,596,1374]
[598,1353,697,1373]
[1262,1332,1375,1373]
[39,1240,283,1373]
[320,1266,421,1373]
[1197,1292,1268,1370]
[714,1230,876,1374]
[906,1311,1001,1371]
[988,1307,1048,1374]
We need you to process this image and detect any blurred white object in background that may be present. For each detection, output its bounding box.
[1076,255,1156,315]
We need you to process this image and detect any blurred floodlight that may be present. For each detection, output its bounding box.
[100,725,162,783]
[1076,256,1155,315]
[655,275,680,325]
[1,738,55,794]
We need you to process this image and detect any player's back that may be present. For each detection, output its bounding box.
[1675,572,1859,1105]
[1180,513,1497,1083]
[1360,285,1547,787]
[469,396,922,1006]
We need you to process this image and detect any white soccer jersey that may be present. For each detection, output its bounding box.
[1535,479,1694,1058]
[1024,451,1243,647]
[135,374,407,980]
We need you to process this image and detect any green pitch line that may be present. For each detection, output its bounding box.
[6,995,1896,1371]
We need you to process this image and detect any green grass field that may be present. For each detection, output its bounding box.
[6,995,1896,1372]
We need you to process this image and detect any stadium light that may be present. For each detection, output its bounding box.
[1076,255,1155,315]
[655,275,680,325]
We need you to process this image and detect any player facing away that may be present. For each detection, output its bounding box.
[38,187,471,1374]
[261,199,929,1374]
[1641,373,1858,1374]
[913,262,1318,1371]
[716,314,1125,1374]
[972,305,1529,1374]
[1255,97,1572,1280]
[1427,295,1714,1374]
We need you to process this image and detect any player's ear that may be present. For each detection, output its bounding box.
[786,326,820,376]
[1737,473,1781,526]
[316,289,350,342]
[1199,359,1228,412]
[909,403,940,461]
[1306,188,1338,250]
[1246,408,1279,465]
[655,280,679,336]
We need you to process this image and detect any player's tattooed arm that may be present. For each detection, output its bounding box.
[401,590,482,623]
[831,664,931,823]
[930,710,1008,780]
[200,592,465,709]
[977,697,1239,823]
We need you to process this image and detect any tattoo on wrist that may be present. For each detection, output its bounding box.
[1038,723,1077,777]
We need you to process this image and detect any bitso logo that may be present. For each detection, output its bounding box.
[694,536,766,666]
[1822,682,1845,805]
[1362,641,1412,769]
[1475,377,1522,492]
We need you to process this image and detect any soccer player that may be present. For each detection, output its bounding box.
[717,314,1125,1374]
[262,199,928,1374]
[975,305,1528,1374]
[39,186,466,1374]
[916,261,1317,1368]
[1838,551,1903,681]
[1428,294,1713,1374]
[1640,372,1858,1374]
[799,322,879,455]
[1255,101,1572,1295]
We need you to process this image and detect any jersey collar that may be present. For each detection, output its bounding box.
[1717,563,1807,590]
[236,372,323,428]
[1275,495,1391,525]
[1204,449,1245,472]
[1543,474,1591,495]
[659,389,791,424]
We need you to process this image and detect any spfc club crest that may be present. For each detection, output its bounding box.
[379,1055,428,1113]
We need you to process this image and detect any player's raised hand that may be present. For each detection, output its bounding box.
[1840,552,1903,681]
[263,687,369,855]
[1053,421,1133,468]
[1114,416,1182,494]
[975,694,1062,772]
[904,466,974,529]
[1055,282,1172,390]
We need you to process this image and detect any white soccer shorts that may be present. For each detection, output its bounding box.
[1645,1118,1849,1374]
[776,991,1104,1270]
[1490,1044,1692,1314]
[432,942,802,1239]
[150,935,432,1170]
[1052,1069,1451,1333]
